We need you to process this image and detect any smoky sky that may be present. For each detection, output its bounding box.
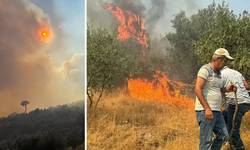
[30,0,65,53]
[0,0,84,117]
[87,0,201,37]
[111,0,146,17]
[145,0,166,34]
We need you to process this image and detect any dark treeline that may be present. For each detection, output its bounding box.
[0,100,84,150]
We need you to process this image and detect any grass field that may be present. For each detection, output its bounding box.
[87,89,250,150]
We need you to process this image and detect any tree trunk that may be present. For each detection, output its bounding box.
[87,91,93,109]
[95,82,105,108]
[24,105,27,113]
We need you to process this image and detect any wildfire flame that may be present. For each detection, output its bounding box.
[104,3,194,108]
[105,4,148,48]
[127,71,195,108]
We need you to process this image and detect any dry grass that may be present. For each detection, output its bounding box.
[87,90,250,150]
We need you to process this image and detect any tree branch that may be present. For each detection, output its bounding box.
[95,82,106,108]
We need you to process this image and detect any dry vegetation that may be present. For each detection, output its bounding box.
[87,89,250,150]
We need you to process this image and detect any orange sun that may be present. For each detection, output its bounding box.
[38,28,51,42]
[42,32,47,37]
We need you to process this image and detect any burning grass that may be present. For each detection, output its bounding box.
[127,71,195,108]
[87,89,250,150]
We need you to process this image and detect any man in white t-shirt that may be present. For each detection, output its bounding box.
[221,66,250,150]
[195,48,237,150]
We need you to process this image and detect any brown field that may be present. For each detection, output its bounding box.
[87,89,250,150]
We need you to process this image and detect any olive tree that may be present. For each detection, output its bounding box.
[87,24,137,108]
[193,1,250,80]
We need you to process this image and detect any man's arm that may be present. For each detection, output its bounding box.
[243,80,250,90]
[220,84,237,93]
[195,77,213,120]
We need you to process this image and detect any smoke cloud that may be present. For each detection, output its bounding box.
[112,0,146,17]
[87,0,201,36]
[0,0,84,117]
[30,0,73,66]
[30,0,64,43]
[145,0,166,35]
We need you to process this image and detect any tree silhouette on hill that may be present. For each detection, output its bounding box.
[21,100,30,113]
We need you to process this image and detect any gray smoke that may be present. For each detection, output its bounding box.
[87,0,201,37]
[30,0,65,54]
[145,0,166,35]
[111,0,146,17]
[87,0,113,29]
[0,0,84,117]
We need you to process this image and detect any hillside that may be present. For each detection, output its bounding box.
[0,100,84,150]
[87,91,250,150]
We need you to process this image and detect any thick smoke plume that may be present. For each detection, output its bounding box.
[31,0,65,54]
[111,0,146,17]
[145,0,166,34]
[87,0,201,37]
[0,0,83,117]
[30,0,73,65]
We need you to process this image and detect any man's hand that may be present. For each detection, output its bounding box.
[205,108,213,120]
[226,83,237,92]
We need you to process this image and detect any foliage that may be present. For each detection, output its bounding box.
[87,24,138,108]
[21,100,30,113]
[163,10,199,83]
[164,0,250,82]
[193,1,250,80]
[0,101,84,150]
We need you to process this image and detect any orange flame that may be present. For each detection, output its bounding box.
[105,4,148,48]
[105,3,193,108]
[127,71,195,108]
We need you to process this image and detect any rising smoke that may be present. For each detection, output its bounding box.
[112,0,146,17]
[30,0,66,55]
[145,0,166,35]
[0,0,84,117]
[87,0,201,37]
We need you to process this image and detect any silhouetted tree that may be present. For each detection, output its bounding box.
[21,100,30,113]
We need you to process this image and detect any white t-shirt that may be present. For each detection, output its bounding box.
[195,64,225,111]
[221,66,250,105]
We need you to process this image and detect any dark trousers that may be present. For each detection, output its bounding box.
[222,104,250,150]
